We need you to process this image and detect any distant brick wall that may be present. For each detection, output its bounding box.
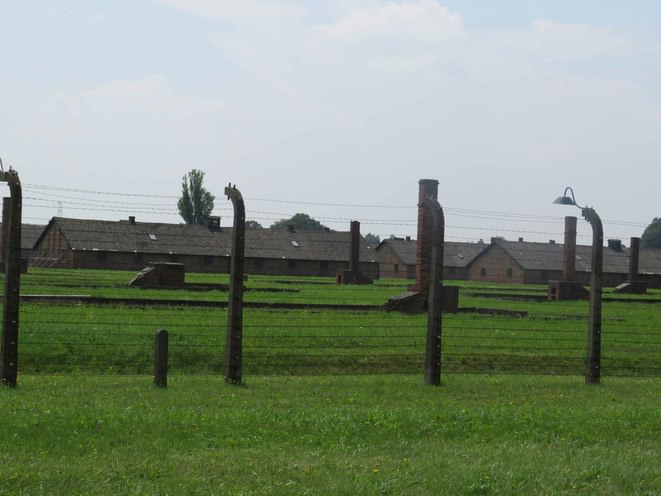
[467,245,526,283]
[57,250,379,278]
[33,227,74,267]
[377,244,415,279]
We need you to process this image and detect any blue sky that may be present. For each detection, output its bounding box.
[2,1,660,244]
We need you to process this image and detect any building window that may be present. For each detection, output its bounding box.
[448,267,456,275]
[170,254,179,263]
[480,267,486,277]
[133,252,143,263]
[254,258,263,270]
[204,255,213,266]
[394,264,399,273]
[97,251,107,261]
[319,260,329,271]
[287,259,297,270]
[507,267,513,278]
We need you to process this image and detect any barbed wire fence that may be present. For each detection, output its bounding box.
[14,303,661,377]
[21,182,648,244]
[4,184,660,380]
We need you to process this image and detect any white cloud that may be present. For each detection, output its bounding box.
[7,2,661,238]
[80,75,227,115]
[314,0,465,43]
[528,20,632,60]
[154,0,308,22]
[9,75,230,172]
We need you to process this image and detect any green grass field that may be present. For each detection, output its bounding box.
[1,374,659,495]
[2,269,661,494]
[11,267,661,376]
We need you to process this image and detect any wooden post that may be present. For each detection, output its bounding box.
[224,184,245,385]
[153,329,168,388]
[423,196,444,386]
[1,169,22,387]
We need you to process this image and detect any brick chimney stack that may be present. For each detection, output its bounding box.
[629,237,640,282]
[349,220,360,273]
[563,216,577,281]
[414,179,439,296]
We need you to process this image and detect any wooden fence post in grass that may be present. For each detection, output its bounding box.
[423,196,444,386]
[154,329,168,388]
[224,184,245,385]
[0,167,22,387]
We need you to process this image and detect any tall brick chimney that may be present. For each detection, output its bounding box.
[629,236,640,282]
[349,220,360,273]
[548,215,589,300]
[337,220,373,285]
[563,216,577,281]
[414,179,439,296]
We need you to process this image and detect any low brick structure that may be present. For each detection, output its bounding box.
[128,262,185,288]
[376,237,486,280]
[32,216,379,278]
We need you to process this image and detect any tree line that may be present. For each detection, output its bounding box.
[176,169,382,244]
[178,169,661,249]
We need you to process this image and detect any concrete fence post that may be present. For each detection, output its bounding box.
[582,207,603,384]
[423,196,444,386]
[224,184,246,385]
[1,169,22,387]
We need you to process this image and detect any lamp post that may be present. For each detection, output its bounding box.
[553,187,602,384]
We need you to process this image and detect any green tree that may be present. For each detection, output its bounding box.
[177,169,215,225]
[364,233,381,246]
[641,217,661,248]
[246,220,263,229]
[270,213,330,231]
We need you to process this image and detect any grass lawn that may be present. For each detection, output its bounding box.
[1,374,659,495]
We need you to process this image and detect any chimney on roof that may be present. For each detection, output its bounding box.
[405,236,411,241]
[207,216,221,231]
[549,240,556,244]
[562,216,577,281]
[608,239,622,251]
[349,221,360,273]
[129,216,136,225]
[518,237,524,242]
[629,237,640,281]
